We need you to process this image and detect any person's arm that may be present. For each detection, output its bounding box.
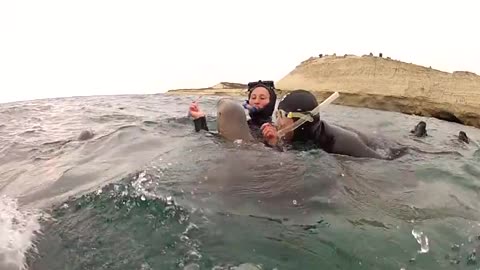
[193,116,209,132]
[189,101,209,132]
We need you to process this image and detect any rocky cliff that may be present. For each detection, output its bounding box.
[276,55,480,128]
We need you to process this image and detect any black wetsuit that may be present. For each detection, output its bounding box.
[288,119,385,159]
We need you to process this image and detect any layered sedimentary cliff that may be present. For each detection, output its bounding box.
[276,55,480,128]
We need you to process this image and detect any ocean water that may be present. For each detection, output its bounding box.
[1,93,480,270]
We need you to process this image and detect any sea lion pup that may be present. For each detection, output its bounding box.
[410,121,427,137]
[216,98,255,142]
[458,131,469,144]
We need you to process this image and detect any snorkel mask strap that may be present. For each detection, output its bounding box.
[276,92,340,139]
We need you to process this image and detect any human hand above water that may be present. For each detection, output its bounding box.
[261,123,279,146]
[188,101,205,119]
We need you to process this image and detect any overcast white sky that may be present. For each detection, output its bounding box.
[0,0,479,103]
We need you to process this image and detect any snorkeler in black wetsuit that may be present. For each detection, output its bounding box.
[261,90,385,159]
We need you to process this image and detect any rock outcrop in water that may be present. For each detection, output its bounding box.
[167,55,480,128]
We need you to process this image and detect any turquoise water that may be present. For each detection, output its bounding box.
[1,94,480,270]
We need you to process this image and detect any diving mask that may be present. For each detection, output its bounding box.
[275,109,315,123]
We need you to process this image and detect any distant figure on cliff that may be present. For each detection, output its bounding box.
[189,80,277,141]
[379,53,383,58]
[369,52,373,56]
[319,54,323,58]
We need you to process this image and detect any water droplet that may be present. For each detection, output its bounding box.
[412,229,429,253]
[451,244,460,251]
[186,250,202,260]
[140,262,152,270]
[341,173,345,177]
[292,200,298,205]
[449,259,460,264]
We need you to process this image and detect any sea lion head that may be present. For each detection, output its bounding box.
[411,121,427,137]
[458,131,469,144]
[216,98,254,142]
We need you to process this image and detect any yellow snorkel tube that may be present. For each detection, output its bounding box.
[276,92,340,139]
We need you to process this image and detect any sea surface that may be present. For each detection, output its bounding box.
[1,93,480,270]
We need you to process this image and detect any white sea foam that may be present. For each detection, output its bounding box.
[0,195,44,270]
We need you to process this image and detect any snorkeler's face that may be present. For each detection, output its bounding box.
[275,115,295,142]
[248,87,270,109]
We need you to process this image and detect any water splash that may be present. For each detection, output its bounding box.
[411,229,429,254]
[0,195,44,270]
